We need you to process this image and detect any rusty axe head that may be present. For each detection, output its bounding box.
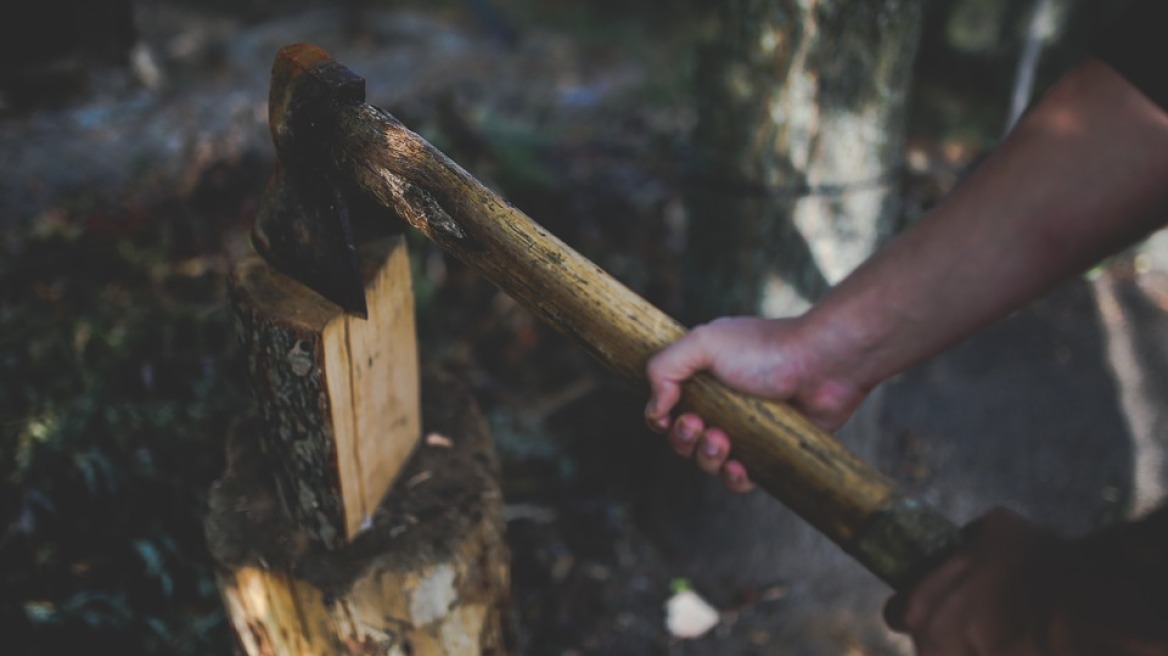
[252,44,374,317]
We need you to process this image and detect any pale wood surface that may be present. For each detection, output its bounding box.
[229,236,420,547]
[322,239,421,539]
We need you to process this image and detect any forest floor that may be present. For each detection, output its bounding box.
[3,2,1168,655]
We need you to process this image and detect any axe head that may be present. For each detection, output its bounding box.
[252,44,371,317]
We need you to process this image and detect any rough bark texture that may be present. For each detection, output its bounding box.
[229,236,420,548]
[684,0,923,320]
[206,370,513,656]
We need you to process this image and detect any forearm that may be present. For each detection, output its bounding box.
[804,58,1168,391]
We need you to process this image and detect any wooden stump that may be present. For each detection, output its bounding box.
[211,236,512,654]
[206,371,512,655]
[228,236,421,547]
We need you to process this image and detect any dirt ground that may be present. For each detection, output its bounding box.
[4,3,1168,654]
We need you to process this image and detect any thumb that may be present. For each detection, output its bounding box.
[644,333,713,431]
[643,379,681,433]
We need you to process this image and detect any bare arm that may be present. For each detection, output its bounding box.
[645,56,1168,655]
[646,59,1168,489]
[814,57,1168,393]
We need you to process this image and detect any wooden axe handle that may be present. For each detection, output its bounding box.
[321,101,961,590]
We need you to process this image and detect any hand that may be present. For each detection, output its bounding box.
[885,508,1168,655]
[643,316,868,492]
[885,509,1069,655]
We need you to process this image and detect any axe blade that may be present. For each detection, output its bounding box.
[251,43,371,317]
[252,162,368,317]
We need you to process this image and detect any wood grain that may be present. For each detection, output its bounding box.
[229,236,420,546]
[312,101,959,588]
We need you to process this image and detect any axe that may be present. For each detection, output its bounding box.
[252,43,962,591]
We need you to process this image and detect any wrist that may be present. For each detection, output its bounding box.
[794,300,893,394]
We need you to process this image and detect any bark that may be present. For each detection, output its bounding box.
[228,236,421,548]
[684,0,923,320]
[206,370,513,656]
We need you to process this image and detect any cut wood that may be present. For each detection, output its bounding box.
[207,371,513,655]
[229,235,420,547]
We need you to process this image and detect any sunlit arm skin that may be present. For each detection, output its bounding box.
[644,58,1168,655]
[645,57,1168,488]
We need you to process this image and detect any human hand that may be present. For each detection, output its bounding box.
[885,507,1168,655]
[643,316,869,492]
[884,508,1071,655]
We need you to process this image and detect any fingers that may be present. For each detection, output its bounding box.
[666,413,703,457]
[883,550,975,634]
[644,332,714,432]
[883,514,993,638]
[645,323,765,494]
[666,414,754,492]
[667,414,729,474]
[883,508,1057,654]
[882,512,1007,634]
[694,426,730,475]
[721,460,756,494]
[644,380,681,433]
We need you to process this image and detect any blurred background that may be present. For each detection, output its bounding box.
[2,0,1165,654]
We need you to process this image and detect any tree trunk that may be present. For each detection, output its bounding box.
[645,1,925,649]
[683,0,922,320]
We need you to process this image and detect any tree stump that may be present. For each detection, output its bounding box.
[206,371,512,655]
[210,236,512,654]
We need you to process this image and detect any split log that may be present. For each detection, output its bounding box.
[228,236,420,547]
[206,371,513,655]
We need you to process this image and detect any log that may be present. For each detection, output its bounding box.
[228,236,420,547]
[206,371,513,655]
